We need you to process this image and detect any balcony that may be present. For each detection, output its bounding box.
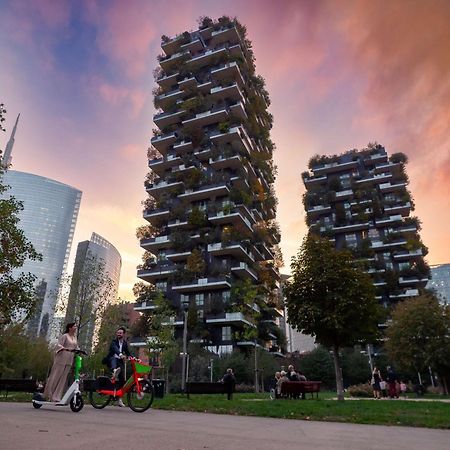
[143,207,170,221]
[211,61,245,87]
[231,262,258,281]
[178,76,198,90]
[180,38,203,53]
[148,153,181,174]
[150,132,177,153]
[182,106,228,127]
[208,207,253,234]
[206,312,255,328]
[134,300,157,311]
[384,202,411,216]
[159,51,190,70]
[172,276,231,293]
[187,46,228,67]
[153,109,185,128]
[354,173,392,185]
[167,218,189,229]
[137,266,177,282]
[140,235,172,250]
[210,26,241,47]
[166,250,191,261]
[193,147,212,161]
[389,289,420,299]
[156,71,179,88]
[398,276,429,286]
[208,242,255,264]
[173,140,193,154]
[332,222,370,233]
[306,205,332,216]
[312,160,358,176]
[303,175,327,186]
[393,249,423,260]
[155,88,184,109]
[228,101,248,120]
[210,83,245,103]
[209,154,244,170]
[178,182,229,201]
[145,179,183,197]
[370,239,407,249]
[374,162,401,173]
[375,215,403,226]
[334,189,354,200]
[379,182,407,192]
[367,152,388,163]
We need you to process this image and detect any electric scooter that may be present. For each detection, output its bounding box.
[32,349,87,412]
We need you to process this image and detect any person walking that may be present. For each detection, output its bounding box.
[371,367,382,399]
[222,368,236,400]
[386,366,399,398]
[43,322,78,402]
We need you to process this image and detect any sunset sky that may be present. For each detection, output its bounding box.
[1,0,449,300]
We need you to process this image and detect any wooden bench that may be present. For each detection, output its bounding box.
[279,381,321,399]
[186,382,231,398]
[0,379,38,397]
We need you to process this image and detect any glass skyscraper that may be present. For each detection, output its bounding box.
[2,170,82,338]
[427,264,450,305]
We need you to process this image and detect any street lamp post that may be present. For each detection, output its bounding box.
[181,300,189,394]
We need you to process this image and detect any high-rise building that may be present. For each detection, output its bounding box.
[302,145,430,309]
[427,264,450,305]
[135,16,283,355]
[2,170,82,337]
[65,232,122,353]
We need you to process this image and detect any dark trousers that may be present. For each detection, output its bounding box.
[225,386,233,400]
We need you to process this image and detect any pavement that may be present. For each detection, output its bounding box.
[1,401,449,450]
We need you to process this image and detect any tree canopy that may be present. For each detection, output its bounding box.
[285,235,382,399]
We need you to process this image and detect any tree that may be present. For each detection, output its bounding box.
[58,252,114,353]
[385,293,450,393]
[1,140,42,327]
[285,235,382,400]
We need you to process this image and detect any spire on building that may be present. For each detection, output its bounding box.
[2,113,20,167]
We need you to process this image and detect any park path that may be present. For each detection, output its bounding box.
[0,401,449,450]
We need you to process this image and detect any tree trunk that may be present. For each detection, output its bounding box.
[332,345,344,401]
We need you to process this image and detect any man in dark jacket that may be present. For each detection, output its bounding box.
[104,327,132,395]
[222,368,236,400]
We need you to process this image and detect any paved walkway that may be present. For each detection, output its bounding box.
[1,402,449,450]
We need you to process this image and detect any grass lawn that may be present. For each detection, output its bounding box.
[2,391,449,429]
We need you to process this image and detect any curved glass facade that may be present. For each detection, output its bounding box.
[2,170,82,337]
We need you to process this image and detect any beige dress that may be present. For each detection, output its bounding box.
[43,333,78,402]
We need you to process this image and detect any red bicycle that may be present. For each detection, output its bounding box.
[89,357,154,412]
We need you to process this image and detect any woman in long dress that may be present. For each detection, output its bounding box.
[43,322,78,402]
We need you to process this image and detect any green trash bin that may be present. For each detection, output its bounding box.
[153,379,165,398]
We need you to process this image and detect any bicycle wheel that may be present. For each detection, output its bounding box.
[70,393,84,412]
[127,380,154,412]
[89,390,112,409]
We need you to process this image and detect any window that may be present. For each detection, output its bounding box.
[345,233,357,248]
[398,262,410,271]
[195,293,204,307]
[222,326,231,341]
[368,228,379,239]
[158,251,167,262]
[156,281,167,291]
[222,290,230,302]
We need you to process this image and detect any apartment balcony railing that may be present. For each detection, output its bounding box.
[393,249,423,260]
[398,276,429,285]
[375,214,403,226]
[354,173,392,185]
[210,61,245,87]
[173,140,193,154]
[155,88,184,109]
[231,262,258,281]
[332,222,370,232]
[180,38,203,53]
[210,26,241,47]
[210,83,245,104]
[140,235,172,250]
[334,189,354,199]
[159,51,190,70]
[370,239,407,249]
[167,218,189,229]
[206,312,256,328]
[379,182,407,192]
[153,109,186,128]
[178,182,230,201]
[303,175,327,186]
[166,250,192,261]
[209,154,244,171]
[208,207,253,234]
[156,71,179,88]
[312,160,358,176]
[182,106,228,127]
[150,132,177,153]
[389,289,420,299]
[148,153,181,174]
[143,207,170,221]
[137,266,177,282]
[384,202,411,216]
[366,152,388,163]
[145,179,183,197]
[178,76,198,90]
[172,276,231,293]
[187,46,228,67]
[207,242,255,264]
[134,300,157,311]
[374,162,401,173]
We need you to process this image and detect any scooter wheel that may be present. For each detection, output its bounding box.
[32,402,43,409]
[70,393,84,412]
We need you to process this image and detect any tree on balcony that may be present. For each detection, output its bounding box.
[187,207,208,229]
[136,224,162,240]
[186,249,206,278]
[285,235,381,401]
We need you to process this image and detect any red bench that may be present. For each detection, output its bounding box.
[279,381,321,399]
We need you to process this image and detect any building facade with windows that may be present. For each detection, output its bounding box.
[2,170,81,338]
[302,145,430,309]
[64,232,122,353]
[135,16,284,355]
[427,264,450,305]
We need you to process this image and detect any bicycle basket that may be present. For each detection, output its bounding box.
[134,361,152,375]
